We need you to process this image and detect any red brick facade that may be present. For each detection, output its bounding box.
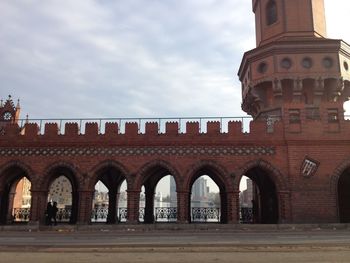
[1,0,350,225]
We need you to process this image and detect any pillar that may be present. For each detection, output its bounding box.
[107,189,117,224]
[29,190,48,224]
[6,189,16,223]
[278,190,291,223]
[176,191,190,223]
[227,191,240,224]
[77,190,94,224]
[126,190,140,223]
[144,188,154,224]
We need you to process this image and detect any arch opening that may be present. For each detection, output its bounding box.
[239,167,279,224]
[12,177,31,223]
[48,175,73,225]
[0,167,31,225]
[190,175,221,223]
[91,166,127,224]
[91,179,128,223]
[154,175,177,223]
[139,170,177,224]
[338,168,350,223]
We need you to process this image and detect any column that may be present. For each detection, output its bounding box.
[107,189,117,224]
[29,190,48,225]
[278,190,291,223]
[6,189,16,223]
[77,190,94,224]
[144,187,154,224]
[226,191,240,224]
[126,190,140,223]
[176,191,190,223]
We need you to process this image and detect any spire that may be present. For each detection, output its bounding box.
[16,99,20,110]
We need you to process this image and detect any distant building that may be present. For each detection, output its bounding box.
[240,178,253,208]
[48,176,72,208]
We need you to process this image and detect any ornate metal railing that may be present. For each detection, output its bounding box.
[118,208,128,222]
[191,207,220,222]
[56,208,71,222]
[91,207,108,222]
[15,116,254,135]
[155,207,177,222]
[240,207,253,224]
[138,208,145,222]
[91,207,177,223]
[13,208,30,222]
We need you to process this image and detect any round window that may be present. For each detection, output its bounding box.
[344,61,349,71]
[258,62,268,74]
[281,58,292,69]
[302,57,313,69]
[323,57,333,69]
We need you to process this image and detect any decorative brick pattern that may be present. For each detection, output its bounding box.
[0,146,275,157]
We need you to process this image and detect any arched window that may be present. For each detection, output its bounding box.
[266,0,277,25]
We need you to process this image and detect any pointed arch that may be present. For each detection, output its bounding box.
[329,158,350,195]
[41,161,82,191]
[234,159,288,192]
[88,160,131,191]
[0,160,34,187]
[0,160,34,224]
[330,158,350,222]
[185,160,231,224]
[41,161,81,224]
[135,159,182,191]
[184,160,231,191]
[235,159,289,223]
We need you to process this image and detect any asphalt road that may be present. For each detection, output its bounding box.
[1,229,350,262]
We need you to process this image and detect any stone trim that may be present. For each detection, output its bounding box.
[0,146,275,157]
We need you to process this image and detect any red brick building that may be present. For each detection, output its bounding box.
[1,0,350,225]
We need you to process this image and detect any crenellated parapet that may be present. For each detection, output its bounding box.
[0,117,284,144]
[2,114,350,146]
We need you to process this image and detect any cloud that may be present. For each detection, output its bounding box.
[1,0,349,119]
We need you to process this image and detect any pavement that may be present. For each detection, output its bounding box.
[1,225,350,262]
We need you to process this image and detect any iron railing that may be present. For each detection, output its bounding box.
[5,114,350,136]
[14,116,254,135]
[91,207,177,223]
[155,207,177,222]
[91,207,108,222]
[56,208,71,222]
[240,207,253,224]
[12,207,71,223]
[191,207,220,222]
[13,208,30,222]
[13,207,255,224]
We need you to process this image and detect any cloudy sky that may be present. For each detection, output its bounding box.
[1,0,349,119]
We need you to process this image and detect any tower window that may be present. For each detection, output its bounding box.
[266,0,277,25]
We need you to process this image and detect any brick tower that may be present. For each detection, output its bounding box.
[238,0,350,121]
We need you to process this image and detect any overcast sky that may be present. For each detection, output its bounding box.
[1,0,350,119]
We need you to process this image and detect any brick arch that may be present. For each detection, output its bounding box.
[184,159,231,192]
[233,159,288,192]
[330,159,350,195]
[88,160,131,191]
[40,161,83,191]
[0,160,35,189]
[134,159,181,191]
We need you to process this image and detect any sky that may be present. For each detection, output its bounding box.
[1,0,349,120]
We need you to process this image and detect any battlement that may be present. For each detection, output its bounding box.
[1,115,350,144]
[0,116,281,142]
